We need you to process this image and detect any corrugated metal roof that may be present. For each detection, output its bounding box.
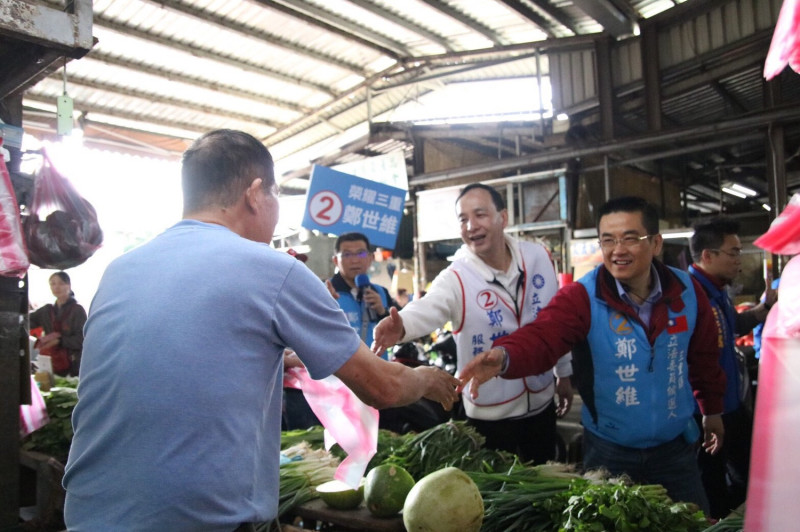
[10,2,683,155]
[5,0,795,208]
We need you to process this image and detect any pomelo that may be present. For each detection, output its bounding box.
[315,479,364,510]
[403,466,483,532]
[363,464,415,517]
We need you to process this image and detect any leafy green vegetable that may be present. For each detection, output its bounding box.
[280,425,408,472]
[556,481,708,531]
[53,376,79,389]
[700,511,744,531]
[468,463,583,532]
[21,386,78,463]
[382,421,517,479]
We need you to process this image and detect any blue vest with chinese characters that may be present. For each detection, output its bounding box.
[578,266,698,448]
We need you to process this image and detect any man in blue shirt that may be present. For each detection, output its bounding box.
[62,129,459,531]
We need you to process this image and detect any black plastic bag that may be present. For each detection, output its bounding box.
[24,151,102,269]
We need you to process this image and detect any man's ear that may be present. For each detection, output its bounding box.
[651,234,664,256]
[244,178,263,210]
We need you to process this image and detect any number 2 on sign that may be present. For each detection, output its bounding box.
[309,190,343,226]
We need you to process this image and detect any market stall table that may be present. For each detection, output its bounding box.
[288,498,404,531]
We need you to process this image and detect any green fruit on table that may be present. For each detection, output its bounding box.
[315,480,364,510]
[364,464,415,517]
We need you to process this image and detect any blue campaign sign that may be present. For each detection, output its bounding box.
[302,165,407,249]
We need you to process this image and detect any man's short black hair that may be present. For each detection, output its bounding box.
[456,183,505,211]
[596,196,660,235]
[335,232,371,252]
[181,129,275,214]
[690,217,740,262]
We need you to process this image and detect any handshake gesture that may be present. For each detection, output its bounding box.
[455,347,506,398]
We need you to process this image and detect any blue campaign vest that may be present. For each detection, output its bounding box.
[578,266,698,448]
[336,284,391,357]
[688,265,741,414]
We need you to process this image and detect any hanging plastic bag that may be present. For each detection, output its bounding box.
[24,150,102,269]
[0,139,30,276]
[20,375,50,438]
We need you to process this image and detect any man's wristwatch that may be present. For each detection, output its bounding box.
[496,346,510,375]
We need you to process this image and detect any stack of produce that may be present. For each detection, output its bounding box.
[381,420,517,479]
[276,421,737,531]
[19,389,740,531]
[468,462,708,531]
[276,441,339,517]
[21,376,79,463]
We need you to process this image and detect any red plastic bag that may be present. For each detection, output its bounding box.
[0,140,30,277]
[24,150,102,269]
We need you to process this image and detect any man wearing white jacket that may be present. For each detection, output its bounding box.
[374,183,573,463]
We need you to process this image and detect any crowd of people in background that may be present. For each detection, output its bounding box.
[33,128,782,529]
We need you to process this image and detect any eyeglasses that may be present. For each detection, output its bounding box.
[598,234,653,250]
[711,248,742,258]
[337,250,369,260]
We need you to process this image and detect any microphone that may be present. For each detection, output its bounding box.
[355,274,378,320]
[355,273,371,299]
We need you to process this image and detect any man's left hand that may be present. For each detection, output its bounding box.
[701,414,725,455]
[555,376,573,417]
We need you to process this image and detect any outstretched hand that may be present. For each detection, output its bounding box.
[416,366,461,411]
[371,307,404,356]
[456,347,505,399]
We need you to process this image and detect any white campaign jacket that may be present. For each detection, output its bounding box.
[400,235,572,420]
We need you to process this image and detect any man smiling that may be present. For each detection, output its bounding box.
[458,196,726,513]
[374,183,573,464]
